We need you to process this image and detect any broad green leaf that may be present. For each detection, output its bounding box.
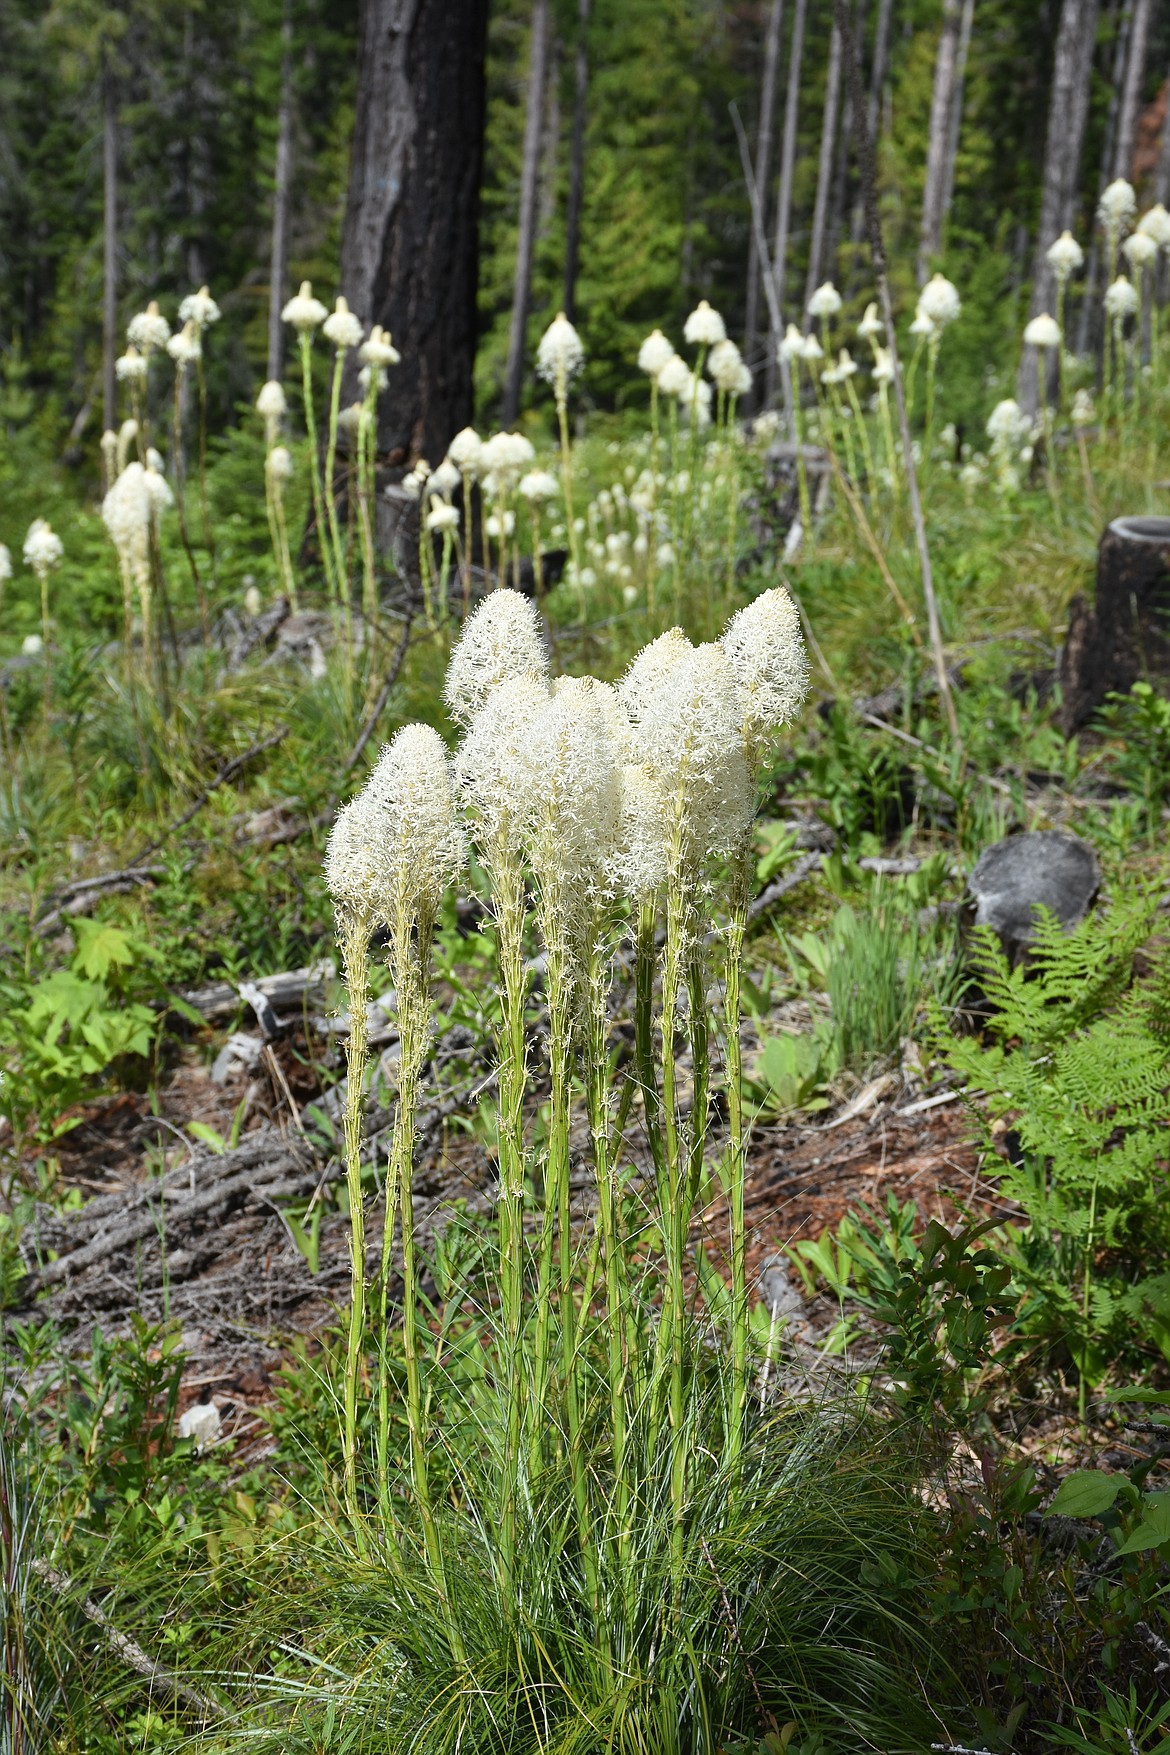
[72,918,136,981]
[1116,1492,1170,1555]
[1045,1470,1123,1519]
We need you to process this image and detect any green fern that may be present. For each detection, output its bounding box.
[933,888,1170,1395]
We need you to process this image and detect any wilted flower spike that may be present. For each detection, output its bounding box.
[719,587,809,771]
[444,588,550,727]
[536,312,585,387]
[684,300,726,347]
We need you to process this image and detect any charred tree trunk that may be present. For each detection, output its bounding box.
[1059,515,1170,730]
[766,0,807,398]
[267,2,295,384]
[803,18,842,312]
[1116,0,1152,178]
[562,0,591,321]
[827,0,865,275]
[1078,1,1132,356]
[502,0,551,426]
[744,0,785,377]
[339,0,489,466]
[101,57,118,434]
[918,0,962,283]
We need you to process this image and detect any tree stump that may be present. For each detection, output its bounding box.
[1058,515,1170,732]
[967,829,1099,963]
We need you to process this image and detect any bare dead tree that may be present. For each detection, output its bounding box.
[744,0,786,378]
[502,0,552,425]
[850,0,895,246]
[1019,0,1100,404]
[101,51,118,433]
[918,0,962,283]
[804,19,843,313]
[1078,0,1134,355]
[562,0,591,321]
[267,0,295,383]
[1116,0,1153,177]
[766,0,808,398]
[938,0,975,228]
[827,0,866,275]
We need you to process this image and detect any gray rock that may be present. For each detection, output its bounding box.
[968,830,1099,961]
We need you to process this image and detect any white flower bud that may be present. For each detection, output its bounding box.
[167,319,202,366]
[447,427,483,474]
[638,329,676,379]
[1023,313,1061,349]
[683,300,726,346]
[444,588,550,727]
[23,518,64,578]
[807,282,842,320]
[1046,231,1084,280]
[1104,275,1139,320]
[916,274,961,330]
[116,345,148,383]
[282,280,328,332]
[359,324,400,367]
[536,311,585,386]
[323,295,364,351]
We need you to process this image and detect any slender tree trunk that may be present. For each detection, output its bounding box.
[827,0,865,275]
[1077,0,1131,357]
[101,57,118,434]
[267,2,295,383]
[1116,0,1152,178]
[744,0,785,376]
[563,0,591,321]
[1019,0,1099,402]
[850,0,895,245]
[938,0,974,227]
[339,0,489,466]
[502,0,551,426]
[918,0,962,283]
[766,0,807,398]
[803,20,843,313]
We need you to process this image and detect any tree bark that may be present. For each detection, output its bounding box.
[267,1,295,384]
[563,0,591,321]
[1115,0,1152,179]
[1019,0,1099,402]
[803,19,843,313]
[766,0,807,398]
[850,0,895,246]
[1077,0,1131,356]
[101,56,118,435]
[744,0,785,377]
[827,0,865,276]
[937,0,974,229]
[339,0,489,467]
[502,0,551,426]
[918,0,962,284]
[1058,515,1170,731]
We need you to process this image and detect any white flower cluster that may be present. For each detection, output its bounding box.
[636,301,746,416]
[536,312,585,388]
[127,301,171,355]
[100,461,171,588]
[323,295,364,351]
[915,273,961,336]
[282,280,329,333]
[23,519,63,579]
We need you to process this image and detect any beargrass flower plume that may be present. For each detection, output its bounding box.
[707,338,746,393]
[631,641,753,867]
[521,681,624,899]
[102,463,153,610]
[426,501,459,534]
[268,445,292,482]
[536,311,585,387]
[617,627,694,726]
[178,285,220,330]
[455,671,552,854]
[1046,231,1084,281]
[359,324,400,368]
[1023,313,1061,349]
[22,634,42,656]
[116,345,148,383]
[916,273,961,332]
[127,300,171,355]
[282,280,328,332]
[100,427,118,491]
[986,398,1029,446]
[807,281,843,321]
[480,431,536,484]
[858,302,883,342]
[909,311,935,338]
[778,323,805,362]
[166,319,201,367]
[256,379,287,439]
[355,725,467,930]
[1105,275,1139,320]
[519,469,559,501]
[872,347,895,383]
[358,365,387,397]
[116,419,138,473]
[1072,388,1095,428]
[800,332,824,363]
[23,519,63,580]
[323,295,364,351]
[638,329,676,380]
[444,587,549,728]
[0,544,10,589]
[608,762,672,903]
[656,354,693,398]
[1139,203,1170,247]
[144,463,173,520]
[1122,231,1157,271]
[683,299,726,347]
[447,426,483,476]
[1098,178,1137,234]
[720,587,809,775]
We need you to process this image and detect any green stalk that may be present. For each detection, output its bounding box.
[171,368,208,637]
[299,332,337,601]
[324,346,350,602]
[493,852,529,1598]
[844,373,877,492]
[724,847,750,1471]
[634,898,664,1181]
[555,378,582,616]
[657,855,689,1583]
[792,393,813,540]
[878,382,899,502]
[1055,281,1068,416]
[271,475,298,610]
[724,395,740,598]
[338,913,371,1543]
[356,397,377,646]
[196,353,215,565]
[924,335,940,461]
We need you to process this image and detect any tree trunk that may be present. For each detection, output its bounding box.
[267,2,295,384]
[937,0,974,228]
[850,0,895,245]
[1116,0,1152,178]
[562,0,591,320]
[1019,0,1099,403]
[803,19,842,313]
[101,57,118,435]
[339,0,489,467]
[766,0,807,398]
[917,0,962,284]
[1077,0,1131,356]
[827,0,865,276]
[744,0,785,377]
[502,0,551,426]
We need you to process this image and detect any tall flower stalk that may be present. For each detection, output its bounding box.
[536,313,585,613]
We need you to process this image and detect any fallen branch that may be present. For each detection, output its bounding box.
[130,725,289,864]
[32,1558,217,1717]
[35,867,169,937]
